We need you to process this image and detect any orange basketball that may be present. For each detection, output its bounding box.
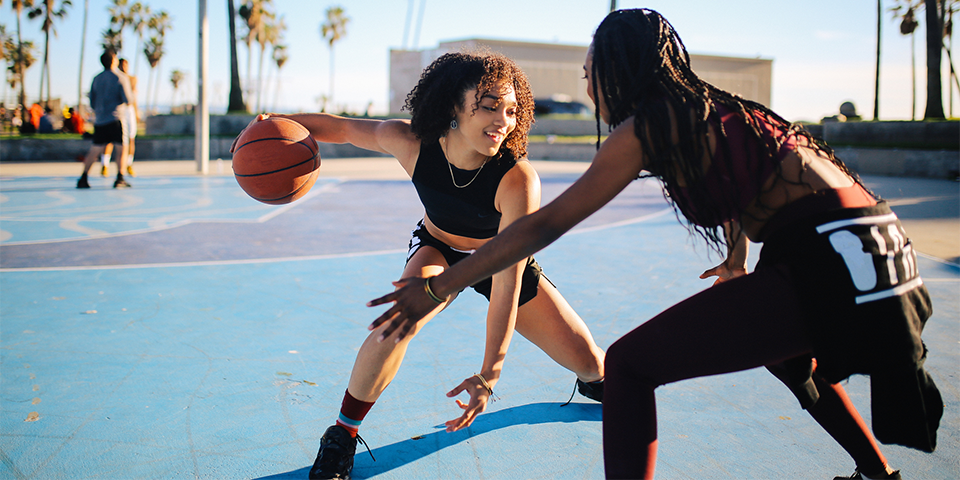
[232,117,321,205]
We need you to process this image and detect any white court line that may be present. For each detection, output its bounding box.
[917,251,960,268]
[0,248,408,272]
[0,180,341,247]
[568,207,674,234]
[0,203,676,272]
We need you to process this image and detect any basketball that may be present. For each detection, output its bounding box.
[232,117,321,205]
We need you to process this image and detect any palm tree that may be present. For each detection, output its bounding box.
[128,1,149,76]
[945,1,960,116]
[0,26,10,103]
[256,14,283,111]
[28,0,72,106]
[874,0,882,120]
[320,5,349,108]
[10,0,35,125]
[169,68,184,109]
[105,0,130,55]
[923,0,945,119]
[101,27,121,52]
[76,0,87,113]
[892,0,922,120]
[142,35,159,112]
[239,0,270,107]
[5,38,36,124]
[226,0,246,112]
[143,10,170,113]
[270,42,287,111]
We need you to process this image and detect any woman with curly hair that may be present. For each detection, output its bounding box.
[235,51,606,480]
[369,10,940,480]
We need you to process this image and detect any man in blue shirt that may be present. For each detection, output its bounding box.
[77,49,134,189]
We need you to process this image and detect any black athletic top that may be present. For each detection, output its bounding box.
[411,140,517,239]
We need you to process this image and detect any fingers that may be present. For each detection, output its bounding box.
[368,303,399,330]
[700,267,719,279]
[447,383,466,398]
[367,290,398,308]
[230,114,269,153]
[445,406,478,432]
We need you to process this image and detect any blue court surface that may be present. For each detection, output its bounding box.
[1,164,957,479]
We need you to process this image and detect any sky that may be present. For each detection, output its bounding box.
[2,0,956,122]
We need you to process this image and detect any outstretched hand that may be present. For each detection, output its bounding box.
[444,375,492,432]
[699,262,747,286]
[367,277,441,343]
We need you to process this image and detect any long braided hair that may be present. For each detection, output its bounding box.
[404,51,535,161]
[590,9,868,252]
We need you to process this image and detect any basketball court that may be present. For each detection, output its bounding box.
[1,159,957,479]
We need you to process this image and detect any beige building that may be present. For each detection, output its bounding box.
[389,38,772,115]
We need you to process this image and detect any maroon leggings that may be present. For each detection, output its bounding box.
[602,263,887,479]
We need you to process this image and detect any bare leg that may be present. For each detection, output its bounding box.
[116,141,129,173]
[102,143,113,175]
[346,246,450,402]
[81,144,107,175]
[515,277,604,382]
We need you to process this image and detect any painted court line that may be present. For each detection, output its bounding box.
[0,180,341,247]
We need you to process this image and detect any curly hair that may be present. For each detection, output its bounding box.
[403,50,535,160]
[590,8,871,253]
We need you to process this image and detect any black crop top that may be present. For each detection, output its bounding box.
[411,141,517,239]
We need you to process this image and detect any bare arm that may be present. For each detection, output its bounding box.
[444,161,540,432]
[699,220,749,285]
[369,119,646,341]
[231,113,420,175]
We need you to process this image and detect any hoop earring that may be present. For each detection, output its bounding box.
[450,119,458,130]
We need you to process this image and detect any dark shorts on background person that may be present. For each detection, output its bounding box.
[92,120,123,146]
[407,220,548,306]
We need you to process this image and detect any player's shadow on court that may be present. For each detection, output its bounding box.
[256,401,601,479]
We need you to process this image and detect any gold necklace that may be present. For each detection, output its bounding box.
[441,137,488,188]
[447,157,487,188]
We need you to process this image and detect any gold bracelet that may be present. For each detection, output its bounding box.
[424,277,445,304]
[473,373,496,398]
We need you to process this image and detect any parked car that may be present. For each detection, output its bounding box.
[534,98,592,116]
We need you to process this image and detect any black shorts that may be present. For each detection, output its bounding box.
[92,120,123,146]
[406,220,548,306]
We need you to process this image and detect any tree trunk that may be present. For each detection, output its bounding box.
[874,0,881,120]
[924,0,945,119]
[39,32,49,106]
[78,0,88,112]
[256,44,266,112]
[16,13,28,125]
[227,0,246,112]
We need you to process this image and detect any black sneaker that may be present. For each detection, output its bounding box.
[77,176,90,189]
[113,177,131,189]
[309,425,374,480]
[577,378,604,402]
[561,378,604,406]
[834,469,902,480]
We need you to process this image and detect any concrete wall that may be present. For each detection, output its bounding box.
[3,118,956,179]
[805,121,959,150]
[0,136,387,162]
[146,114,255,136]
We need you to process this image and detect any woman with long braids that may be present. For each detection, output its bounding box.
[369,9,940,480]
[234,51,605,480]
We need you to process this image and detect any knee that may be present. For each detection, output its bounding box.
[606,335,661,388]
